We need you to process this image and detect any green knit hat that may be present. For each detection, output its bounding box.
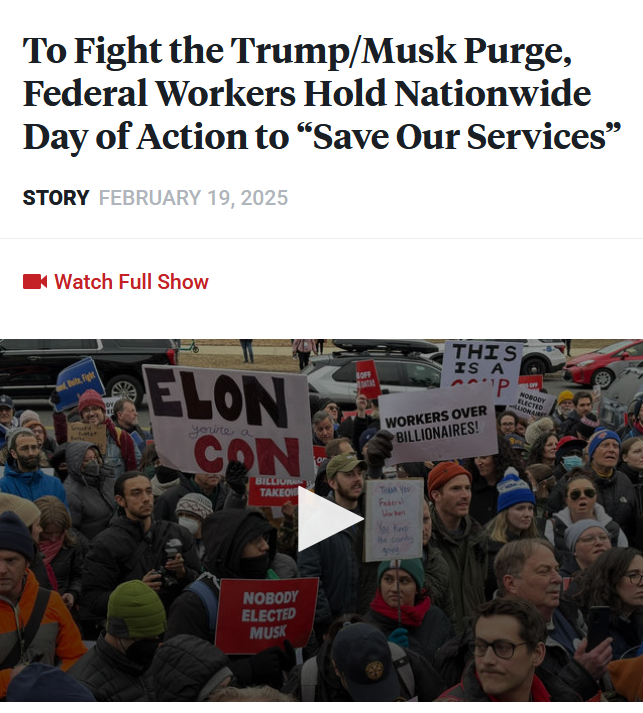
[106,580,167,639]
[377,559,424,591]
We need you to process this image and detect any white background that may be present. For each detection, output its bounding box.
[2,1,641,334]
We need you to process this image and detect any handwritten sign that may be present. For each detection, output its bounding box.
[365,479,424,561]
[248,476,305,507]
[509,387,557,420]
[54,357,105,412]
[441,341,523,405]
[67,422,107,454]
[143,365,313,477]
[215,578,318,655]
[379,382,497,462]
[356,359,382,399]
[519,374,543,391]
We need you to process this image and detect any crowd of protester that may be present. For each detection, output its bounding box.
[1,380,643,702]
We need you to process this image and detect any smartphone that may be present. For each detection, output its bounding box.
[587,606,611,651]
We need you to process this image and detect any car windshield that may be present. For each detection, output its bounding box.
[596,340,634,355]
[605,370,643,400]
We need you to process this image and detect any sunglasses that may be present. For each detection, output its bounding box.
[569,488,596,500]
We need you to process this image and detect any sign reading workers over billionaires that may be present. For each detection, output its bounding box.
[142,365,313,477]
[379,382,497,463]
[215,578,319,655]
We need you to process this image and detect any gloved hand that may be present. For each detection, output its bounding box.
[49,389,61,406]
[225,460,249,496]
[388,627,409,649]
[249,640,296,688]
[365,430,394,468]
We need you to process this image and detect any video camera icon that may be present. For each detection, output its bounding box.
[23,274,47,289]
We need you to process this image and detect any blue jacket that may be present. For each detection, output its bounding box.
[0,458,68,506]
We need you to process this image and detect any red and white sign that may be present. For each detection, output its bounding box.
[248,476,305,507]
[215,578,319,654]
[313,445,326,468]
[519,375,543,391]
[356,359,382,399]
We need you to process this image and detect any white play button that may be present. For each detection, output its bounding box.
[297,487,364,552]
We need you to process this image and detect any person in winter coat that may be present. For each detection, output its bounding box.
[559,519,612,581]
[153,468,229,521]
[35,495,83,612]
[572,547,643,660]
[0,429,68,506]
[63,441,116,544]
[81,472,201,616]
[6,663,96,701]
[364,558,454,664]
[150,634,233,701]
[618,437,643,516]
[164,507,297,690]
[421,497,456,626]
[292,339,317,371]
[174,492,213,564]
[545,472,627,551]
[68,580,166,701]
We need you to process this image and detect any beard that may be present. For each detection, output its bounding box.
[17,454,39,471]
[335,480,362,502]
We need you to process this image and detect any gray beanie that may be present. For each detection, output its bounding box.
[564,519,608,553]
[175,493,213,521]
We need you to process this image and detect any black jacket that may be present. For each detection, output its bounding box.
[50,539,84,604]
[68,633,155,701]
[153,473,228,522]
[81,515,200,616]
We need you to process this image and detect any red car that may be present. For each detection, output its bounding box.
[563,340,643,389]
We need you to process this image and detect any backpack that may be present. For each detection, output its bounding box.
[185,574,220,639]
[299,642,415,702]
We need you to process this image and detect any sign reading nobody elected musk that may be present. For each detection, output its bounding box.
[214,578,319,655]
[441,341,523,405]
[510,387,557,420]
[142,365,313,477]
[379,382,497,462]
[365,479,424,562]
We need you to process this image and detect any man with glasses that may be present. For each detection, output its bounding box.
[494,539,612,700]
[436,598,575,701]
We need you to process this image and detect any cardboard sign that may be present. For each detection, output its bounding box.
[214,578,319,654]
[379,382,497,462]
[248,476,305,507]
[54,357,105,412]
[143,365,314,478]
[440,341,524,405]
[68,422,107,454]
[364,478,424,561]
[519,375,543,391]
[509,387,557,420]
[356,359,382,399]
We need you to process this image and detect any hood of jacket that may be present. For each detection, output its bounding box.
[201,508,276,578]
[65,440,106,486]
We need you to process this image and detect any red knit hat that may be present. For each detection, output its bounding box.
[77,389,106,414]
[427,461,472,501]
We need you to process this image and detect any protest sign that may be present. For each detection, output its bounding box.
[248,476,305,507]
[313,446,326,469]
[509,387,557,420]
[356,359,382,399]
[68,422,107,454]
[54,358,105,412]
[440,341,523,405]
[102,396,119,418]
[379,382,497,462]
[214,578,318,655]
[364,478,424,561]
[519,375,543,391]
[142,365,314,477]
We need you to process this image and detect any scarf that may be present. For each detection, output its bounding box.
[38,535,65,591]
[370,589,432,628]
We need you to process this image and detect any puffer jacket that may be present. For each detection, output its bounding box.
[63,441,116,542]
[67,633,155,701]
[0,570,86,698]
[0,458,68,506]
[150,634,231,701]
[422,545,457,626]
[429,505,487,631]
[81,515,200,616]
[544,503,627,551]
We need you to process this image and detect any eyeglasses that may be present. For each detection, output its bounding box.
[568,488,596,500]
[82,405,103,413]
[326,405,339,411]
[623,572,643,586]
[577,534,610,544]
[469,639,529,659]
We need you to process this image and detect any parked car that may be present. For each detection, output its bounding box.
[563,339,643,389]
[0,339,178,406]
[599,364,643,431]
[303,339,441,409]
[428,340,566,376]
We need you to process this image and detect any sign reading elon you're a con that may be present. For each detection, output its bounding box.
[143,365,313,477]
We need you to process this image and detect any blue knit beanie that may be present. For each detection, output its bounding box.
[496,468,535,513]
[587,429,621,461]
[0,511,34,562]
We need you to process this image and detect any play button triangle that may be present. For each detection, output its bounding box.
[297,487,364,552]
